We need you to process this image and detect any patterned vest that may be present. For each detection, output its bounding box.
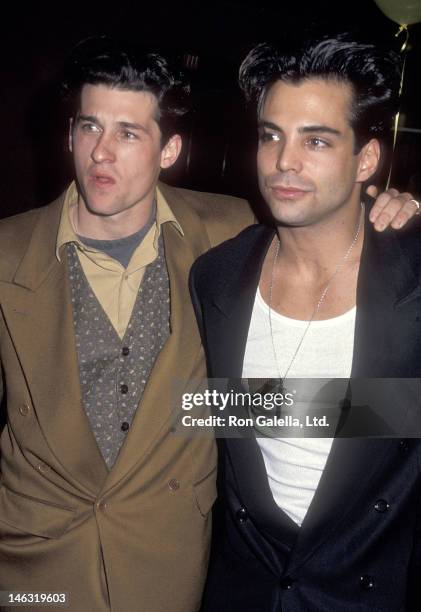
[67,236,170,468]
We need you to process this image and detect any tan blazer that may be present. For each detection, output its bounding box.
[0,183,254,612]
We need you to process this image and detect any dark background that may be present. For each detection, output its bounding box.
[1,0,420,219]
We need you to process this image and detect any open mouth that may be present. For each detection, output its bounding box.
[89,173,116,187]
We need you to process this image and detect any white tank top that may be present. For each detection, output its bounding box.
[242,288,356,526]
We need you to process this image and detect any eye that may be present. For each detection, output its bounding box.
[81,122,100,133]
[306,137,330,149]
[121,130,138,140]
[259,131,281,143]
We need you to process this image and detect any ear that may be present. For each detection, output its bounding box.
[68,118,74,153]
[356,138,380,183]
[160,134,182,169]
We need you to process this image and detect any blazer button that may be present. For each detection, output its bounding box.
[168,479,180,491]
[360,575,375,590]
[279,575,294,590]
[96,500,108,512]
[236,507,248,523]
[37,463,50,474]
[19,404,30,416]
[398,439,409,452]
[374,499,389,513]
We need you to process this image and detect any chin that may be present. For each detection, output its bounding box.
[82,191,118,214]
[84,201,118,217]
[268,202,307,226]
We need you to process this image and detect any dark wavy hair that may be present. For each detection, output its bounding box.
[239,34,401,152]
[62,36,191,145]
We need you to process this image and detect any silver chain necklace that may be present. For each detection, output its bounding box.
[268,204,364,390]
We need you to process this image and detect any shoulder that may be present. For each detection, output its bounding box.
[395,218,421,281]
[0,208,42,279]
[0,207,41,241]
[395,216,421,256]
[363,195,421,267]
[191,224,272,290]
[372,215,421,269]
[0,196,63,279]
[169,185,250,216]
[159,182,255,247]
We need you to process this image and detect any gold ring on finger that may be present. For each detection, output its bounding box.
[409,199,421,215]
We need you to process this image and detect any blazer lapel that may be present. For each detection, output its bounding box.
[0,199,108,496]
[202,225,275,379]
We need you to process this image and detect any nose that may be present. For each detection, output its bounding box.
[276,140,302,174]
[91,132,116,164]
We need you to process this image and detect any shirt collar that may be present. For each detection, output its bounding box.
[55,181,184,261]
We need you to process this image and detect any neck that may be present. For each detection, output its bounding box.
[261,201,364,323]
[276,201,364,276]
[73,196,155,240]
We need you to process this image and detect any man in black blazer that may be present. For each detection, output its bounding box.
[190,34,421,611]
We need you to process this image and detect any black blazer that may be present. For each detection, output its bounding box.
[190,212,421,612]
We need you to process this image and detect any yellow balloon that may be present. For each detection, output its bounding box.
[374,0,421,25]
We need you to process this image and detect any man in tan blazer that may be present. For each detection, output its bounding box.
[0,37,254,612]
[0,36,416,612]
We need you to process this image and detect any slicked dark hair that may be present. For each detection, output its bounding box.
[239,34,401,152]
[62,36,191,145]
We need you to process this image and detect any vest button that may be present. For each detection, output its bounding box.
[168,479,180,491]
[121,421,130,432]
[120,384,128,394]
[360,575,375,590]
[374,499,389,513]
[122,346,130,356]
[96,500,108,512]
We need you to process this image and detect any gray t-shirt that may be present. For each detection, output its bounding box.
[77,202,156,268]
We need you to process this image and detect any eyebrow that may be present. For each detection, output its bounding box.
[300,125,342,136]
[118,121,151,135]
[77,115,151,135]
[258,120,342,137]
[76,114,100,125]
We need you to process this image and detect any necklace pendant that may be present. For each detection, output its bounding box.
[257,377,286,396]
